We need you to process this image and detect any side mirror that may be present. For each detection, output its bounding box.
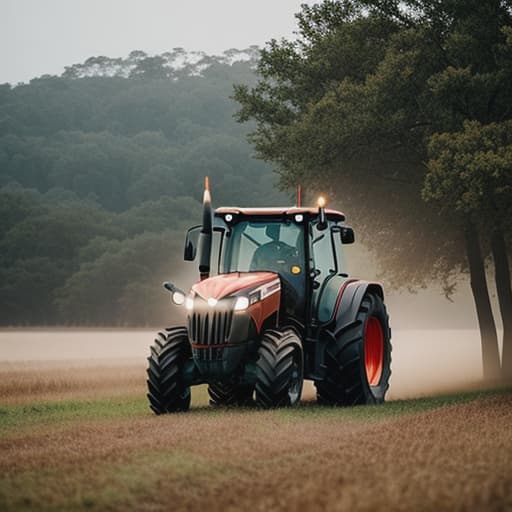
[340,226,355,244]
[184,225,201,261]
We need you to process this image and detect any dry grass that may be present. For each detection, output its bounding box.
[0,362,511,511]
[0,360,319,405]
[0,360,146,404]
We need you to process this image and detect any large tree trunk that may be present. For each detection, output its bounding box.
[491,228,512,380]
[464,222,501,380]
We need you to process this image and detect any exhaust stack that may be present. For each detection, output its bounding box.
[198,176,213,280]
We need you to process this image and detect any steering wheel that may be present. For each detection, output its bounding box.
[250,241,298,271]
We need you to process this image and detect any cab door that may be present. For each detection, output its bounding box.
[309,221,349,324]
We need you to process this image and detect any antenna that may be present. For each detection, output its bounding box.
[297,184,302,207]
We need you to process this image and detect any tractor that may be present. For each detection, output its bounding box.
[147,179,391,412]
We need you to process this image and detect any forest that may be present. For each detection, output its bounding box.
[0,48,285,326]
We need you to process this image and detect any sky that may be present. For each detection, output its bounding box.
[1,0,316,84]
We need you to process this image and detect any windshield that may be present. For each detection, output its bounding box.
[221,219,306,316]
[221,220,305,275]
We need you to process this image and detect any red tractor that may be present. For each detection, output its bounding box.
[147,179,391,412]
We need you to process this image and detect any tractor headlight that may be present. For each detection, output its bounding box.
[234,296,249,311]
[172,291,186,306]
[233,291,261,311]
[185,295,194,311]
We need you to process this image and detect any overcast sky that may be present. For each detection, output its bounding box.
[1,0,318,84]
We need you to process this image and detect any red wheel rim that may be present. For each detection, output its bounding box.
[364,317,384,386]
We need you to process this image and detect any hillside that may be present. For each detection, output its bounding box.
[0,50,286,326]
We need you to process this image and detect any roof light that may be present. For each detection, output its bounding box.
[317,196,326,208]
[295,214,303,223]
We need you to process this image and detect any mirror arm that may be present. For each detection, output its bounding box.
[163,281,186,306]
[163,281,181,294]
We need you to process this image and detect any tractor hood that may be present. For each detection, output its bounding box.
[191,272,278,301]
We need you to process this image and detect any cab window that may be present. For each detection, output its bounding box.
[222,220,304,274]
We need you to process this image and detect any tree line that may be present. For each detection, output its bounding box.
[234,0,512,379]
[0,49,285,326]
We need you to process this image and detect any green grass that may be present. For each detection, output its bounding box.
[277,387,511,422]
[0,385,211,437]
[0,451,235,512]
[1,386,508,439]
[0,396,148,437]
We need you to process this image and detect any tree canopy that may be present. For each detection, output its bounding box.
[234,0,512,378]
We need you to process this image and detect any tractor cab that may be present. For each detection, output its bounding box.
[214,207,351,325]
[183,204,353,331]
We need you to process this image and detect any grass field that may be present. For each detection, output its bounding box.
[1,361,511,512]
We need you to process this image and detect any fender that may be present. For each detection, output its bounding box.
[330,279,384,334]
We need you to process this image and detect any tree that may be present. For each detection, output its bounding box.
[234,0,512,379]
[55,231,185,325]
[424,120,512,378]
[0,257,69,325]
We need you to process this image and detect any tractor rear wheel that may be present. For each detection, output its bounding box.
[316,292,391,406]
[255,329,303,408]
[208,381,254,406]
[147,326,191,414]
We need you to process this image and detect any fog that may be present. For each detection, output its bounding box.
[0,328,493,400]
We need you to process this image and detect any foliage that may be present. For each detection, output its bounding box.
[234,0,512,293]
[54,231,186,325]
[424,119,512,223]
[0,50,286,325]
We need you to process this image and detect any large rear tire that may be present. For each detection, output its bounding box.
[147,326,191,414]
[255,329,303,408]
[208,381,254,406]
[316,292,391,406]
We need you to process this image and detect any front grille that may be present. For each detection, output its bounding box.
[188,310,233,346]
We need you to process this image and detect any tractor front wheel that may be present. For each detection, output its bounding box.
[316,292,391,406]
[147,326,191,414]
[255,329,303,408]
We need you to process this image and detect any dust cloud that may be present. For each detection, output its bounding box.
[0,329,487,401]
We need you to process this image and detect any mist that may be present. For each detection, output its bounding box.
[0,327,492,402]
